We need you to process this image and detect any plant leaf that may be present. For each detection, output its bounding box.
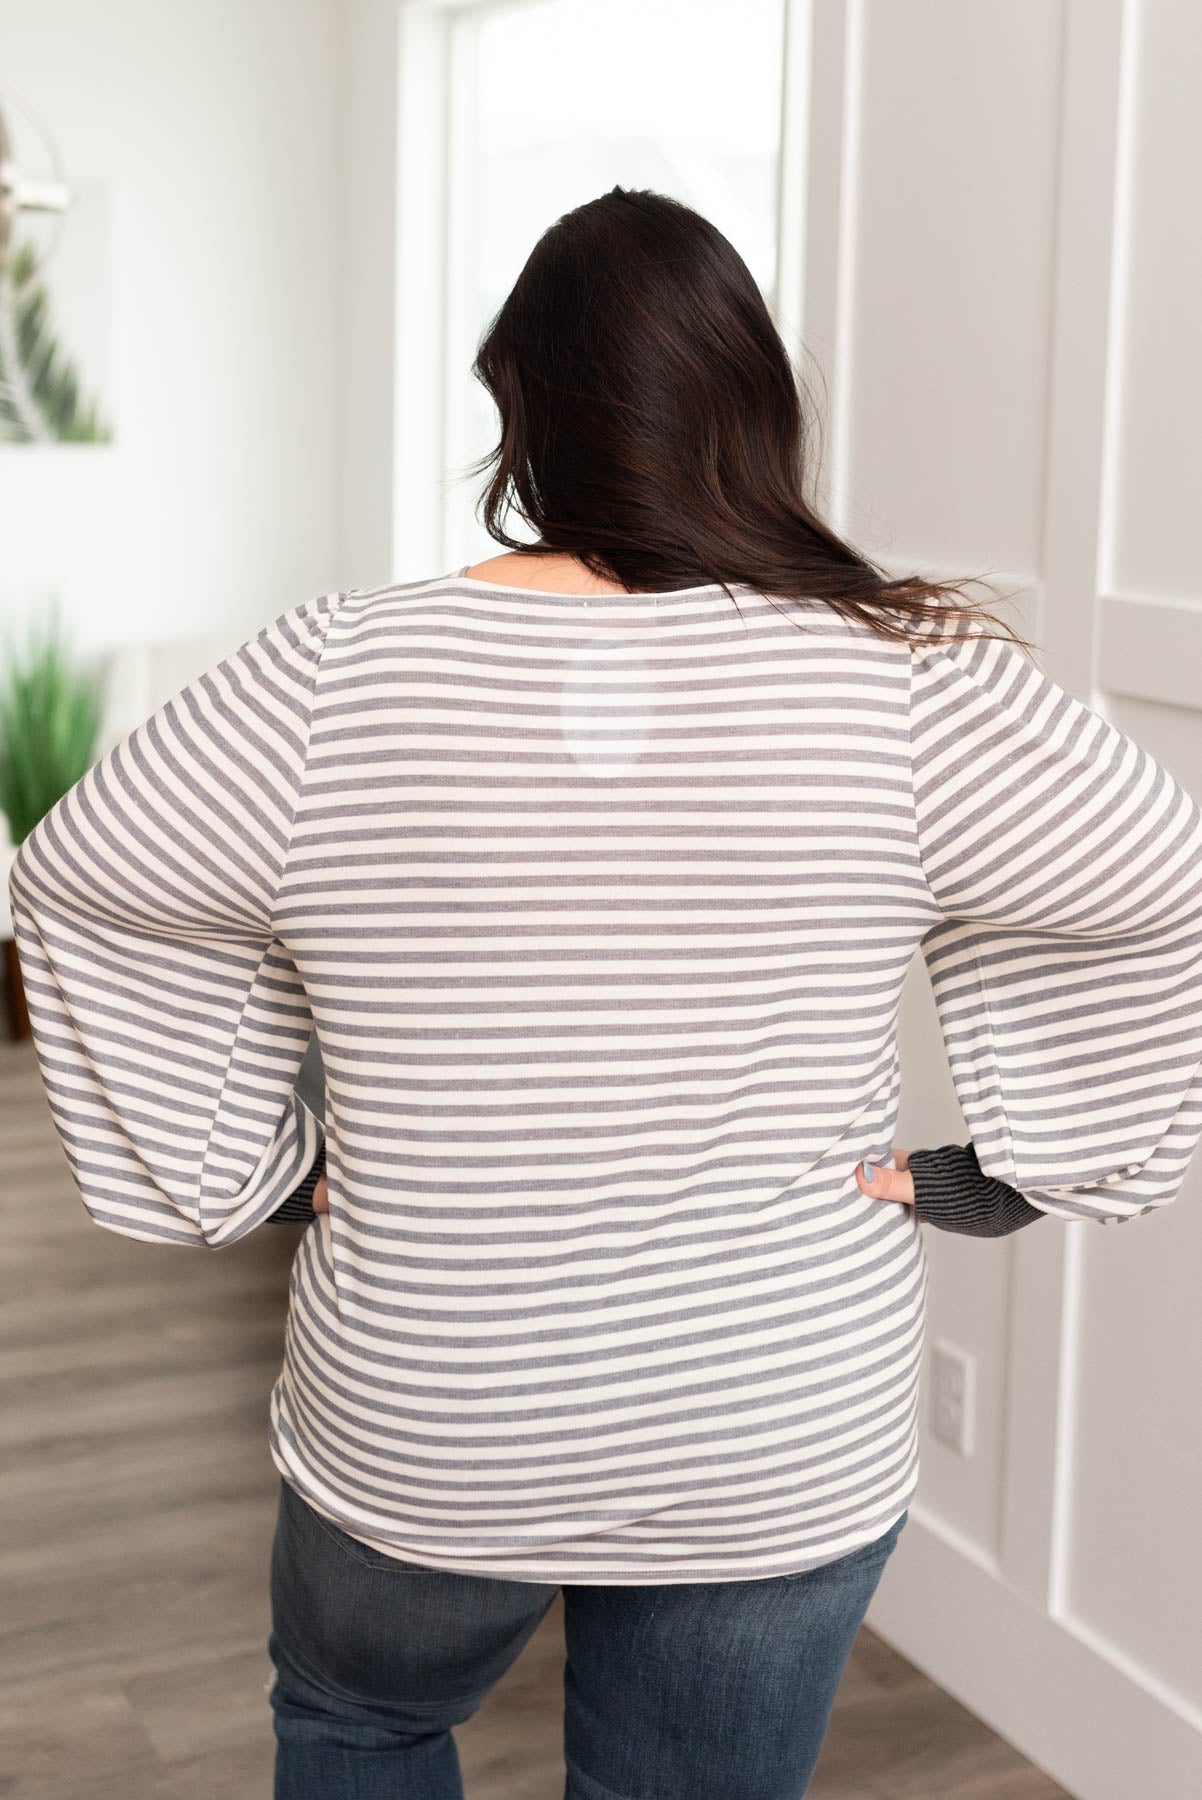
[0,603,105,844]
[0,239,113,445]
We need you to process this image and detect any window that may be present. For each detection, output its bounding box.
[395,0,802,577]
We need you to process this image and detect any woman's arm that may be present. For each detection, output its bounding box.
[9,592,344,1248]
[909,627,1202,1225]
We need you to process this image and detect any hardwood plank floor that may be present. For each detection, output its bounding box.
[0,1040,1070,1798]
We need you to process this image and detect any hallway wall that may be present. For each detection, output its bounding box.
[0,0,341,657]
[4,3,1198,1793]
[797,4,1202,1794]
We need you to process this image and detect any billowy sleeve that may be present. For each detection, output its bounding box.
[910,627,1202,1225]
[8,592,344,1248]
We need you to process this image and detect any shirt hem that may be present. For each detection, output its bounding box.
[267,1390,917,1587]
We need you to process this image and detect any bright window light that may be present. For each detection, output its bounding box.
[439,0,787,562]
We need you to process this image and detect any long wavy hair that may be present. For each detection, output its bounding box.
[467,186,1026,650]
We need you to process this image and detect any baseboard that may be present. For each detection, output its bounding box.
[865,1505,1202,1800]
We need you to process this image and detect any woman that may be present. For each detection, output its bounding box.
[11,188,1202,1800]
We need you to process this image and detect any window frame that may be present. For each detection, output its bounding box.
[392,0,811,581]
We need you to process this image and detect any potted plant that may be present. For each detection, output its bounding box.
[0,604,104,1039]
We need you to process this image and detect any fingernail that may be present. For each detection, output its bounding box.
[862,1162,876,1181]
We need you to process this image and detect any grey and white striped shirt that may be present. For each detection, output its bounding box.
[11,568,1202,1583]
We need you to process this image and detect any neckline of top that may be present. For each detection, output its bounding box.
[451,565,751,604]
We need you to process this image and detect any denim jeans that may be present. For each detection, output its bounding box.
[267,1474,908,1800]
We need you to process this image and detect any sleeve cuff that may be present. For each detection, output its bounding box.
[266,1141,325,1224]
[908,1142,1047,1238]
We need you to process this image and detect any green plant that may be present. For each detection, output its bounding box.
[0,239,113,444]
[0,603,104,845]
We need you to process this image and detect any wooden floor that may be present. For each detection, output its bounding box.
[0,1038,1070,1799]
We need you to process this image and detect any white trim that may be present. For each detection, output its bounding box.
[797,0,854,527]
[869,1508,1202,1799]
[997,1221,1072,1608]
[439,7,483,570]
[1095,0,1144,604]
[336,0,406,585]
[772,0,813,358]
[393,1,453,580]
[1036,0,1128,695]
[827,0,864,540]
[1046,1220,1085,1618]
[995,3,1129,1628]
[1097,593,1202,712]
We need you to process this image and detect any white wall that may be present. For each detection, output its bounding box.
[4,2,1198,1792]
[0,0,341,660]
[336,0,405,590]
[794,3,1202,1795]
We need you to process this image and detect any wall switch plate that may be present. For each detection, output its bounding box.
[930,1340,975,1457]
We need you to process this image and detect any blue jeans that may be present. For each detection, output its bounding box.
[267,1474,908,1800]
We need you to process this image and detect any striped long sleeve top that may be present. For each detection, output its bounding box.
[11,569,1202,1584]
[268,1076,1047,1237]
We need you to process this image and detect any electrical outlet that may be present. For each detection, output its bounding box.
[930,1340,975,1456]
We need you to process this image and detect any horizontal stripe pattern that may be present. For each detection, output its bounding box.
[907,1142,1046,1237]
[10,570,1202,1584]
[911,627,1202,1224]
[10,597,335,1246]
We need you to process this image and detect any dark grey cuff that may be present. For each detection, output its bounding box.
[267,1142,325,1224]
[908,1142,1046,1238]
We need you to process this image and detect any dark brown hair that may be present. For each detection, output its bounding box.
[468,186,1027,649]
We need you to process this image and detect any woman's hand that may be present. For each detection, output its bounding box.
[312,1174,329,1214]
[855,1149,915,1207]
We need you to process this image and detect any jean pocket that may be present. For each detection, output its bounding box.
[282,1476,428,1575]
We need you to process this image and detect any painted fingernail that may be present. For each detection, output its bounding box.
[862,1162,876,1181]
